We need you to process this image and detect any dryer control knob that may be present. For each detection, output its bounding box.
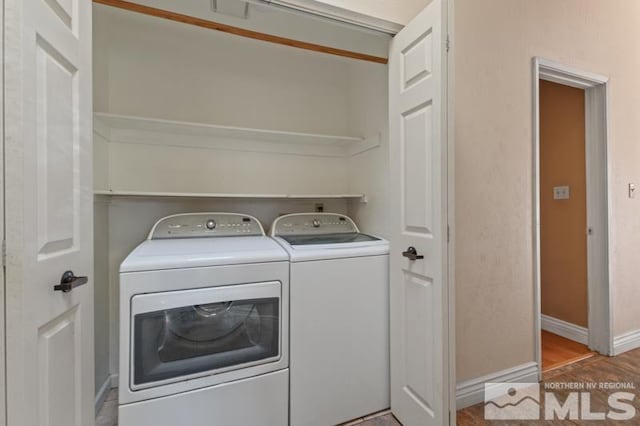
[205,219,216,230]
[312,219,321,228]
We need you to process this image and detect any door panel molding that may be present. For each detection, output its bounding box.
[4,0,94,424]
[389,1,451,424]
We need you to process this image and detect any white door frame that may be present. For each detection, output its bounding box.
[532,57,612,379]
[446,0,456,423]
[0,0,6,423]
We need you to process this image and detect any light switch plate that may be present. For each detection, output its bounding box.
[553,186,570,200]
[630,183,636,199]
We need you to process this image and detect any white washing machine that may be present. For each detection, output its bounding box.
[271,213,390,426]
[118,213,289,426]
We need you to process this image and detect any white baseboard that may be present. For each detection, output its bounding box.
[613,329,640,355]
[541,314,588,345]
[110,373,119,388]
[456,362,539,409]
[95,375,113,414]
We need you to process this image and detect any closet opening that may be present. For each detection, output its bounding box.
[91,0,392,415]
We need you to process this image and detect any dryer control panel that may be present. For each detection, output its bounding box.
[271,213,359,236]
[149,213,264,239]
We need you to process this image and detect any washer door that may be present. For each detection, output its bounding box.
[130,281,281,390]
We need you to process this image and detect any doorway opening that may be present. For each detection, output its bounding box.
[533,58,612,378]
[539,79,593,371]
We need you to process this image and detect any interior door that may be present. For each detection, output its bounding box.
[4,0,94,425]
[388,0,449,425]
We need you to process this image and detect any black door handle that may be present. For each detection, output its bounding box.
[402,246,424,261]
[54,270,88,293]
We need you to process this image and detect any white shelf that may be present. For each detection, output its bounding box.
[94,190,365,200]
[94,112,365,149]
[93,114,376,201]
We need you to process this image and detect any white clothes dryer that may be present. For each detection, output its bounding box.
[119,213,289,426]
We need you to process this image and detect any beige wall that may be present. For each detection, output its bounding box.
[93,5,352,135]
[346,61,390,238]
[539,80,588,328]
[455,0,640,381]
[93,198,111,394]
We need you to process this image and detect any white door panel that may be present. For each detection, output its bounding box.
[4,0,94,424]
[389,1,448,425]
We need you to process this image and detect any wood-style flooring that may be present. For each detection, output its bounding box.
[542,330,595,371]
[458,347,640,425]
[98,347,640,425]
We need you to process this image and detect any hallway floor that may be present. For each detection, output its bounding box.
[542,330,595,371]
[457,347,640,425]
[98,347,640,425]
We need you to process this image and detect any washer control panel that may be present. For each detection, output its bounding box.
[149,213,264,239]
[271,213,358,236]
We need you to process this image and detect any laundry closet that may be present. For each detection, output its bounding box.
[2,0,451,423]
[92,0,392,412]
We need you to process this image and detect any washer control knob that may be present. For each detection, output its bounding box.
[312,219,321,228]
[205,219,216,230]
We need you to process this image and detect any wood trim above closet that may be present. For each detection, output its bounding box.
[93,0,389,64]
